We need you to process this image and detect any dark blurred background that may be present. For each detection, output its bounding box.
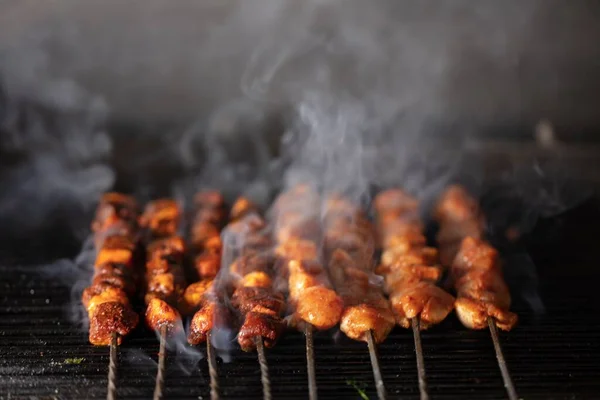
[0,0,599,262]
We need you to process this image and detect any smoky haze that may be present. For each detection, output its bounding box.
[0,0,595,324]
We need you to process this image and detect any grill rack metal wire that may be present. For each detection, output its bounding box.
[6,262,599,400]
[4,195,600,399]
[2,292,599,400]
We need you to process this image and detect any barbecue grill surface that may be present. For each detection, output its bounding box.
[1,198,599,399]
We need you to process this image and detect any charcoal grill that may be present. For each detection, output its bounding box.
[1,182,599,399]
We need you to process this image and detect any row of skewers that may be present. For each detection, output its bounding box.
[81,184,518,400]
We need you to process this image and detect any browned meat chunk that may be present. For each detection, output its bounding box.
[180,279,214,316]
[238,311,285,351]
[145,298,182,332]
[231,287,285,316]
[89,302,139,346]
[194,252,221,280]
[92,193,138,234]
[230,197,257,222]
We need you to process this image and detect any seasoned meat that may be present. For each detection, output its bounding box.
[82,286,129,314]
[389,282,455,329]
[145,298,182,332]
[94,236,135,267]
[238,311,285,351]
[89,301,139,346]
[146,236,185,273]
[275,239,320,262]
[295,286,343,330]
[180,279,214,316]
[194,252,221,280]
[373,189,455,331]
[340,302,395,343]
[231,287,285,316]
[139,199,181,238]
[191,222,220,250]
[188,301,216,345]
[91,193,138,234]
[84,192,140,346]
[230,197,257,222]
[434,185,518,331]
[239,271,272,289]
[455,297,517,331]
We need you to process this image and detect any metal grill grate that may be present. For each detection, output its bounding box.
[2,199,600,399]
[2,260,600,400]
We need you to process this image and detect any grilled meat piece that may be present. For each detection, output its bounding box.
[324,196,395,344]
[188,300,226,345]
[191,222,221,251]
[230,197,258,222]
[373,189,455,331]
[185,191,228,344]
[434,185,482,223]
[145,297,182,332]
[190,190,227,281]
[180,279,214,316]
[94,236,136,267]
[239,271,272,289]
[390,281,455,329]
[294,286,344,330]
[238,311,285,351]
[91,193,138,235]
[231,286,285,316]
[140,199,181,239]
[224,211,287,351]
[271,186,343,331]
[434,185,517,331]
[83,192,141,346]
[194,252,221,280]
[142,199,186,333]
[89,301,139,346]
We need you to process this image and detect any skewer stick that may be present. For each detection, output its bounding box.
[488,317,518,400]
[153,325,168,400]
[107,332,118,400]
[366,330,386,400]
[207,332,220,400]
[305,324,318,400]
[255,337,272,400]
[411,317,429,400]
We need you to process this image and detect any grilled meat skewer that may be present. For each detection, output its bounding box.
[228,211,286,351]
[373,189,455,330]
[434,185,517,331]
[323,194,395,343]
[272,185,344,331]
[187,191,229,345]
[83,193,140,346]
[188,196,285,350]
[141,199,186,333]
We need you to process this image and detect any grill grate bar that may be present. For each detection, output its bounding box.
[107,332,118,400]
[412,317,429,400]
[255,337,271,400]
[305,324,318,400]
[488,318,518,400]
[153,325,167,400]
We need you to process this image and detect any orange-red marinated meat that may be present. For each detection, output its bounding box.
[271,186,343,331]
[83,192,140,346]
[434,185,517,331]
[373,189,455,330]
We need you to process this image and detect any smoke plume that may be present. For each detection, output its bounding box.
[0,1,594,331]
